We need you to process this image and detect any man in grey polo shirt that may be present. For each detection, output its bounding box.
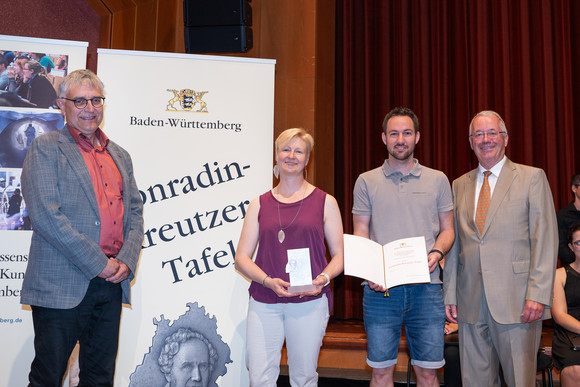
[353,107,455,387]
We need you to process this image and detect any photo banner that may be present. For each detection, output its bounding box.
[0,34,88,386]
[97,49,275,386]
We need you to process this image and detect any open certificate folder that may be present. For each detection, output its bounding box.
[344,235,430,289]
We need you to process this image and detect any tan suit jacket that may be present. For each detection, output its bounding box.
[444,158,557,324]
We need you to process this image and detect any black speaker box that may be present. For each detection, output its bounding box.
[183,0,252,53]
[183,0,252,27]
[184,25,253,53]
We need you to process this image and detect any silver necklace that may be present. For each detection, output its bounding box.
[276,184,307,243]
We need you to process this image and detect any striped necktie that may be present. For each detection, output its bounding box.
[475,171,492,234]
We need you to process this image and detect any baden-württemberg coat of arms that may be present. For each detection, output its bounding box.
[166,89,208,112]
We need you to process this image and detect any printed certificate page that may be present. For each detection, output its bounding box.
[383,236,430,289]
[344,234,388,287]
[344,235,429,289]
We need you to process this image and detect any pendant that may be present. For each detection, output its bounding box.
[278,229,285,243]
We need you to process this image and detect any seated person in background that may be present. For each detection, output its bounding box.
[0,56,9,90]
[552,223,580,386]
[55,55,68,75]
[441,256,461,387]
[30,52,55,74]
[20,60,57,108]
[3,50,15,65]
[443,321,461,387]
[5,54,28,93]
[557,174,580,265]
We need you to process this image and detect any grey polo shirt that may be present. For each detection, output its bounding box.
[352,159,453,283]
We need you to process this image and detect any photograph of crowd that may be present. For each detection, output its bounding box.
[0,50,68,109]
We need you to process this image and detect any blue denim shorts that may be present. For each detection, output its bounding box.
[363,283,445,369]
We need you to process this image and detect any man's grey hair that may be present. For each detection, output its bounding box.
[58,69,105,98]
[158,328,218,380]
[468,110,508,135]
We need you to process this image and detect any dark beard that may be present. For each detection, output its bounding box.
[388,146,414,161]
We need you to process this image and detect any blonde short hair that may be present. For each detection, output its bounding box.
[275,128,314,158]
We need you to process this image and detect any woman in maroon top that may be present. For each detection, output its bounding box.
[235,128,344,386]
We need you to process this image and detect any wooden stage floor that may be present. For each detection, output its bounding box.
[279,318,560,386]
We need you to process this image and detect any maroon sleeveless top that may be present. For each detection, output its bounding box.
[248,187,332,307]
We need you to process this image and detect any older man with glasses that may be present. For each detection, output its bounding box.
[444,110,558,386]
[20,69,144,386]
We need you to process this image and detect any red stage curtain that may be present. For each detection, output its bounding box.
[334,0,580,319]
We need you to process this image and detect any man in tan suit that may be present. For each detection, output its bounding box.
[443,110,558,386]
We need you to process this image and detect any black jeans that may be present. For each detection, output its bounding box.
[28,277,122,387]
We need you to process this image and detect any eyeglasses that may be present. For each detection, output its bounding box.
[60,97,105,109]
[572,240,580,247]
[469,130,507,140]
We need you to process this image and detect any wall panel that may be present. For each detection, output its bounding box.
[157,0,183,52]
[92,0,335,191]
[111,7,137,48]
[134,1,158,51]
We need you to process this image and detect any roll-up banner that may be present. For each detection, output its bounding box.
[97,49,275,386]
[0,34,88,386]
